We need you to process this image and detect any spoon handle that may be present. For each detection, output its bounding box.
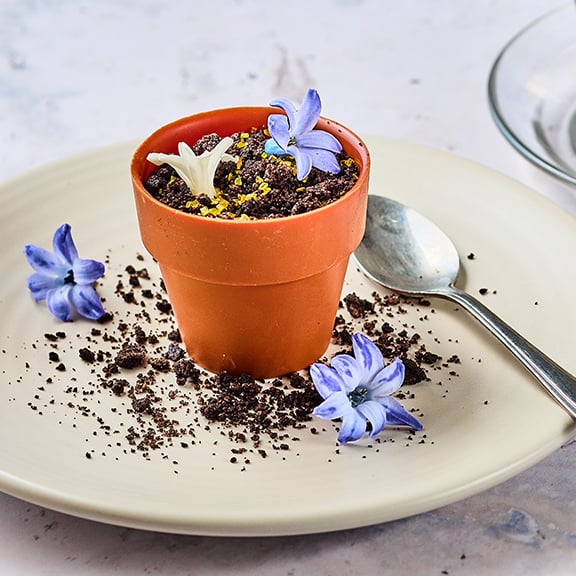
[440,286,576,419]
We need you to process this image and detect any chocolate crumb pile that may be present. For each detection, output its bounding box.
[15,251,464,467]
[144,129,359,220]
[334,291,461,387]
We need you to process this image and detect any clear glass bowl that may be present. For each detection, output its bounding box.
[488,5,576,186]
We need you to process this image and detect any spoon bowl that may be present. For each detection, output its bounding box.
[355,196,460,294]
[354,195,576,419]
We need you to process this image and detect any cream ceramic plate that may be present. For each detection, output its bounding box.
[1,137,575,536]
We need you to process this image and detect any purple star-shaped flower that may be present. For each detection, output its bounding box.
[264,88,343,180]
[310,333,423,444]
[23,224,106,322]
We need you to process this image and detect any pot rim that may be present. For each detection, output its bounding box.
[130,106,370,227]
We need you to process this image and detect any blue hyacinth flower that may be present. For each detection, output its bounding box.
[264,88,343,180]
[23,223,106,322]
[310,333,423,444]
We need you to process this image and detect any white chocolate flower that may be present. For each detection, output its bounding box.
[147,137,236,198]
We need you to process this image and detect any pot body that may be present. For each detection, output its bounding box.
[131,107,370,378]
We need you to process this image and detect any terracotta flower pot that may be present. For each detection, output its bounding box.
[131,107,370,378]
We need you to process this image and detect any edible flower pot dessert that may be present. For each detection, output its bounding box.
[131,90,370,378]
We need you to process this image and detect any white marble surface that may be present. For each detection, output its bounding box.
[1,0,575,574]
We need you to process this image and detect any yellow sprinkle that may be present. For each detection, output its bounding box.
[295,187,305,193]
[200,202,228,217]
[240,132,250,139]
[236,140,247,149]
[261,152,268,159]
[213,195,229,208]
[234,176,243,186]
[258,182,271,193]
[236,192,257,204]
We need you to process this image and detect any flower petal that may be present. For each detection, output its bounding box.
[268,97,298,130]
[380,397,423,431]
[356,400,388,437]
[310,363,346,398]
[309,148,341,174]
[267,114,290,150]
[370,358,405,399]
[53,223,78,266]
[297,130,342,154]
[352,333,384,382]
[148,143,197,192]
[292,88,321,136]
[23,244,64,276]
[72,258,105,285]
[69,285,106,320]
[204,136,236,177]
[338,409,367,444]
[46,285,73,322]
[288,145,313,180]
[26,272,63,301]
[330,354,362,393]
[313,391,352,420]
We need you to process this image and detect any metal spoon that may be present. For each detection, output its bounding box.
[354,195,576,419]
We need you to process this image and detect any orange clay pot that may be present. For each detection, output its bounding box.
[131,107,370,378]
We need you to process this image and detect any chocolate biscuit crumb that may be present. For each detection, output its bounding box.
[344,293,375,318]
[79,348,96,363]
[132,397,152,414]
[115,344,147,369]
